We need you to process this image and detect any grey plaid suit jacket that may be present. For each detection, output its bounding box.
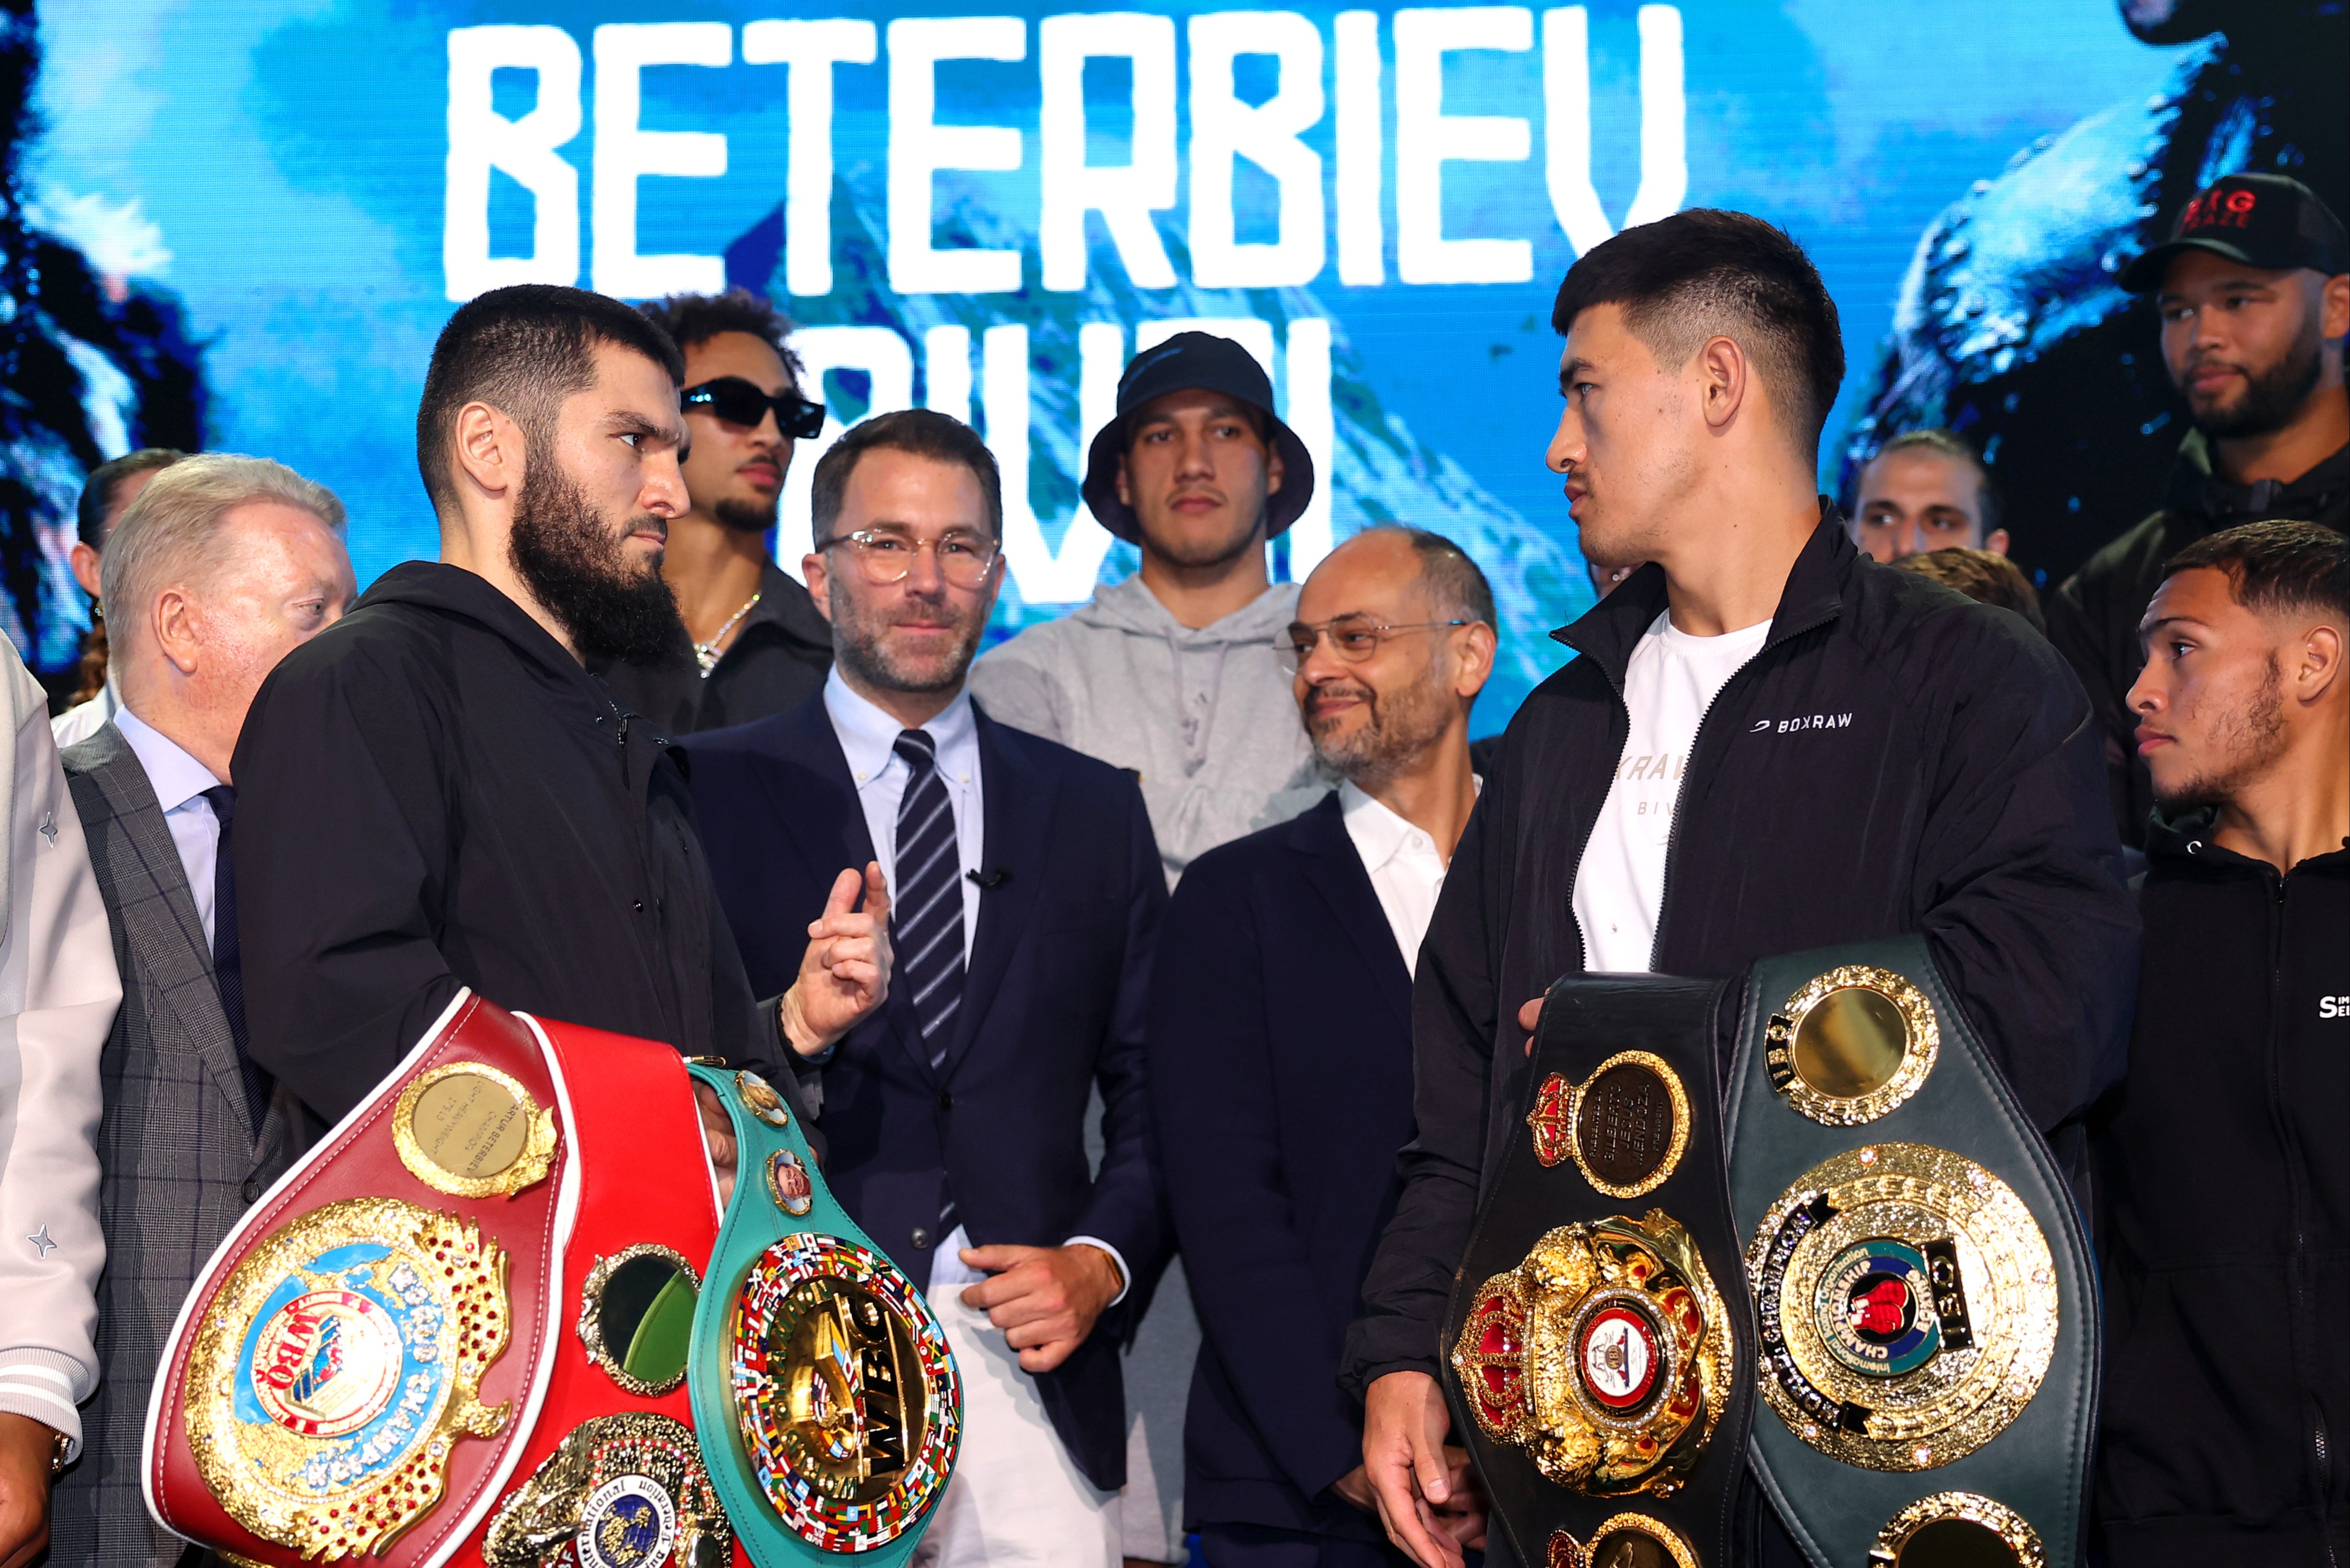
[50,723,305,1567]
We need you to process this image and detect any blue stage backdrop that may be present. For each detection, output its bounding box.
[6,1,2341,730]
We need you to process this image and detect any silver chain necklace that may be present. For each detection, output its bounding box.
[694,592,761,676]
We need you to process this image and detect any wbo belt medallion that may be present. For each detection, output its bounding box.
[185,1196,512,1559]
[1452,1212,1730,1498]
[1746,1143,2058,1472]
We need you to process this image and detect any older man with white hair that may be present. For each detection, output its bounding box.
[44,453,356,1567]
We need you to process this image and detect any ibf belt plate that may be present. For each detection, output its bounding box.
[1746,1143,2058,1471]
[728,1232,961,1550]
[184,1197,512,1559]
[1451,1212,1732,1499]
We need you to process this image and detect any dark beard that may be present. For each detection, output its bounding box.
[2153,656,2290,813]
[509,458,685,663]
[713,494,780,535]
[2189,330,2325,440]
[1307,666,1454,787]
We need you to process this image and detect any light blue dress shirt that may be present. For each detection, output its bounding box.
[114,705,226,947]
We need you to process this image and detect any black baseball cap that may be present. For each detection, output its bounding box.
[2121,173,2348,293]
[1081,331,1316,545]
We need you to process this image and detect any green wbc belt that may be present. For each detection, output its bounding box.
[1439,974,1756,1568]
[1723,938,2098,1568]
[686,1065,962,1566]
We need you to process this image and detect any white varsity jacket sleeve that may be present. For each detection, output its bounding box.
[0,649,123,1456]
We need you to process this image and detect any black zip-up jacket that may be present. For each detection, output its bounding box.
[2048,432,2349,848]
[2092,813,2349,1567]
[1341,513,2138,1400]
[233,561,796,1125]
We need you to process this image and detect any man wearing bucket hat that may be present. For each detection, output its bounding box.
[2049,172,2348,846]
[969,331,1333,890]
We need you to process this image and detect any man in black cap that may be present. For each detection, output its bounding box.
[966,332,1330,1563]
[2049,173,2348,846]
[969,331,1330,888]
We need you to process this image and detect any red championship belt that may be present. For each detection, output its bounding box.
[143,993,733,1568]
[456,1016,734,1568]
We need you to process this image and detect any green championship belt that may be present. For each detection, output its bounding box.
[1723,938,2098,1568]
[685,1065,961,1565]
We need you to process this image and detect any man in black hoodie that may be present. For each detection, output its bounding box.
[2049,174,2348,848]
[1342,212,2139,1568]
[2094,519,2348,1565]
[230,284,890,1145]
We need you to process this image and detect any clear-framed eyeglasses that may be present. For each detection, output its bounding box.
[815,528,1001,589]
[1275,615,1473,673]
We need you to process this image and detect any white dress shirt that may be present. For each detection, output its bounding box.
[1340,778,1476,978]
[114,704,228,946]
[820,670,1126,1301]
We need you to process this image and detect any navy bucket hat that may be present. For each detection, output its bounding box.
[1080,331,1317,545]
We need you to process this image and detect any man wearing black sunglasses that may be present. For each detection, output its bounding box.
[591,289,835,735]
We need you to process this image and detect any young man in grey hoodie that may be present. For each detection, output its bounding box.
[970,332,1332,888]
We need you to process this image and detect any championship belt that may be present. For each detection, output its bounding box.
[1439,976,1755,1568]
[144,992,738,1568]
[469,1018,732,1568]
[684,1063,960,1567]
[146,993,572,1565]
[1723,938,2098,1568]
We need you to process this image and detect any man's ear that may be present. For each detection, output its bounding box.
[1984,528,2012,557]
[1114,453,1133,509]
[803,552,834,625]
[2320,270,2349,344]
[1694,334,1748,432]
[1451,620,1498,701]
[1265,440,1285,498]
[451,401,524,502]
[153,586,201,676]
[2292,620,2344,706]
[69,541,102,601]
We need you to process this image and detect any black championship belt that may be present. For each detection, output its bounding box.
[1440,975,1756,1568]
[1723,937,2098,1568]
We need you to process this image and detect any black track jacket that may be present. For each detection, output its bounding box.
[1341,512,2139,1396]
[2093,815,2349,1566]
[233,561,795,1125]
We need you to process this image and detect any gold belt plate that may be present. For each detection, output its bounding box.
[184,1197,512,1559]
[1747,1143,2059,1471]
[1451,1211,1732,1499]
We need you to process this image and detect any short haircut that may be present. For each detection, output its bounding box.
[1892,547,2043,633]
[1360,525,1497,631]
[810,409,1003,543]
[2164,519,2349,622]
[100,453,347,645]
[1551,209,1845,457]
[1869,429,2003,536]
[77,448,189,550]
[638,288,805,380]
[416,284,686,520]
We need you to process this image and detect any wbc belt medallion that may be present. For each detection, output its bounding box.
[183,1197,512,1558]
[1452,1212,1730,1498]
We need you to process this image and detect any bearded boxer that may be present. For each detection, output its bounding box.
[229,284,888,1159]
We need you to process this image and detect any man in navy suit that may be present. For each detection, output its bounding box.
[687,408,1168,1566]
[1150,528,1497,1566]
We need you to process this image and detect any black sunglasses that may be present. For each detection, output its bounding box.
[681,377,827,440]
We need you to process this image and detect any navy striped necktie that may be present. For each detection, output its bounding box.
[890,729,964,1071]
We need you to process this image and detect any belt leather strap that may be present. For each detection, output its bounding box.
[687,1063,961,1566]
[1440,974,1756,1568]
[1723,937,2099,1568]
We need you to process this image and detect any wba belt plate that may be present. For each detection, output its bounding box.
[1724,938,2097,1568]
[1440,975,1755,1568]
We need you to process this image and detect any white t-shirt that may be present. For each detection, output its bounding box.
[1572,611,1772,972]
